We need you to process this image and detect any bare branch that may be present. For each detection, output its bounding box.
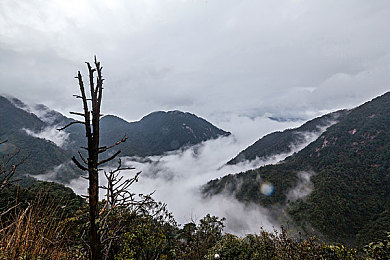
[98,135,127,154]
[76,71,92,141]
[0,145,26,190]
[71,156,88,171]
[98,151,121,166]
[78,151,88,165]
[73,95,92,101]
[86,62,96,98]
[57,121,85,131]
[70,111,87,117]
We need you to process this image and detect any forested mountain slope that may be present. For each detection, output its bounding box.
[227,109,348,165]
[0,96,77,182]
[99,111,231,157]
[204,92,390,246]
[0,96,230,182]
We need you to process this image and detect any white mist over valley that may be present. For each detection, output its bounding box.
[35,114,326,234]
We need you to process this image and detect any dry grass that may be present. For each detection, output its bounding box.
[0,195,81,259]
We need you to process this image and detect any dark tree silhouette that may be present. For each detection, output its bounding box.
[0,140,24,191]
[58,57,126,260]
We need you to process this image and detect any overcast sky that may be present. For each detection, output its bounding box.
[1,0,390,124]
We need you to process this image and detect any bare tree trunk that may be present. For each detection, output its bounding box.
[87,59,102,260]
[58,57,122,260]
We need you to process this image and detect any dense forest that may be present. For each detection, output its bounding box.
[204,92,390,249]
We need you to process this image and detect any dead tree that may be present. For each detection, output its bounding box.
[58,57,125,260]
[0,140,24,191]
[98,159,139,259]
[98,159,172,260]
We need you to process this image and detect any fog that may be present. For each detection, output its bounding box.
[23,126,69,148]
[32,115,333,235]
[12,95,333,234]
[63,134,282,235]
[7,96,71,148]
[287,171,315,203]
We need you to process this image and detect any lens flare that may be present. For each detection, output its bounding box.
[260,182,274,196]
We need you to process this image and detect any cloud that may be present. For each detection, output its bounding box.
[228,118,337,166]
[7,96,71,148]
[34,160,80,184]
[23,126,69,148]
[1,0,389,122]
[6,0,389,234]
[286,171,315,202]
[54,116,321,234]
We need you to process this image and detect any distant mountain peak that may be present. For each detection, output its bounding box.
[101,109,230,157]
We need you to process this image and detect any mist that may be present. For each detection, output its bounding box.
[7,96,70,148]
[287,171,315,202]
[61,135,281,235]
[41,114,332,235]
[23,126,69,148]
[25,103,336,235]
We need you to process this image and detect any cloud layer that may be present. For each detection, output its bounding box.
[1,0,389,123]
[37,116,324,235]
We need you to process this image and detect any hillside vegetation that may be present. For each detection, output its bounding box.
[0,96,229,183]
[227,110,348,165]
[1,181,388,259]
[204,92,390,246]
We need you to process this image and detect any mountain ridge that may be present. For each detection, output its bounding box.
[203,91,390,246]
[227,109,349,165]
[0,96,230,182]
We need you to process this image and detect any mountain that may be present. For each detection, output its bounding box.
[0,96,79,183]
[65,110,231,157]
[0,96,230,182]
[203,92,390,246]
[227,110,349,165]
[99,111,231,157]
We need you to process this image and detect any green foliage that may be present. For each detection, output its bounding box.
[176,214,225,259]
[205,92,390,246]
[115,215,174,260]
[0,181,84,221]
[1,181,388,259]
[363,232,390,260]
[206,228,360,260]
[205,232,277,260]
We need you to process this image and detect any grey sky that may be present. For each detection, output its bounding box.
[1,0,389,123]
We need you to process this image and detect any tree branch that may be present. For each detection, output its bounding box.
[98,135,127,154]
[72,156,88,171]
[98,151,121,166]
[70,111,87,117]
[78,151,88,165]
[57,121,85,131]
